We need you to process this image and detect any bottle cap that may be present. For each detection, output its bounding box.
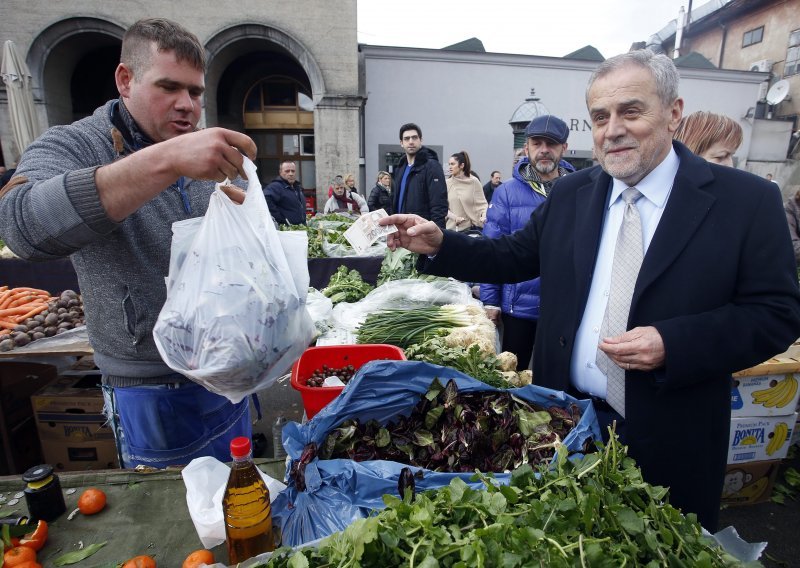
[22,464,54,483]
[230,436,252,458]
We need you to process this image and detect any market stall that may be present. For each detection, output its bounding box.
[0,459,285,566]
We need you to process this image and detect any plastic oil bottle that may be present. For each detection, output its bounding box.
[223,436,275,563]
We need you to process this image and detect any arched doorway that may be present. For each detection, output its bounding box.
[205,25,325,194]
[28,18,124,127]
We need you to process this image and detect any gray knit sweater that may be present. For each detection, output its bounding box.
[0,100,219,380]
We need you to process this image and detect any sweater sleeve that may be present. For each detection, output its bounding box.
[0,124,120,260]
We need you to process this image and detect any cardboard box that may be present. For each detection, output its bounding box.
[727,413,797,464]
[733,347,800,417]
[731,373,800,417]
[721,460,782,506]
[31,372,118,471]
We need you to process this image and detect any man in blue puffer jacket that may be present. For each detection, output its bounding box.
[481,115,575,370]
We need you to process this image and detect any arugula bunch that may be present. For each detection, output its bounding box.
[322,266,374,304]
[263,432,756,568]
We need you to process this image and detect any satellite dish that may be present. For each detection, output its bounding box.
[766,80,790,105]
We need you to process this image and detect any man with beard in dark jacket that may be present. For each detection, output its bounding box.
[264,160,306,225]
[392,123,448,229]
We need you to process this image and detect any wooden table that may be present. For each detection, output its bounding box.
[0,459,286,567]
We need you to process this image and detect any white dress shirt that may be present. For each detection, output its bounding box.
[570,148,680,397]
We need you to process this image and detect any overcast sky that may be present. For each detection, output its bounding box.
[357,0,691,59]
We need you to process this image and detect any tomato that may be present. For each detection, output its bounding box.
[18,519,48,551]
[77,487,107,515]
[12,562,42,568]
[122,555,157,568]
[3,546,37,567]
[182,549,214,568]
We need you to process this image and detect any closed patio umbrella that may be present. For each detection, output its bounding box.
[1,40,41,156]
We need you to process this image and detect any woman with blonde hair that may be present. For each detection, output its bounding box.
[446,150,487,232]
[368,171,392,212]
[673,111,743,167]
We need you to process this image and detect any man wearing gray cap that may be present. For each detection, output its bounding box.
[480,115,574,370]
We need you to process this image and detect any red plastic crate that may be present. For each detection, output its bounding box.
[290,344,405,418]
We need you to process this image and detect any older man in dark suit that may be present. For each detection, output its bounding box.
[379,49,800,531]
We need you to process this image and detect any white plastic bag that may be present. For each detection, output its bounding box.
[181,456,286,549]
[154,158,315,403]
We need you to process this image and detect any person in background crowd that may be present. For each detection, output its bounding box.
[446,150,487,232]
[343,173,361,198]
[673,111,742,167]
[368,170,393,212]
[392,123,448,229]
[482,170,502,204]
[0,18,258,469]
[766,173,781,191]
[784,187,800,265]
[481,115,573,370]
[379,49,800,531]
[323,175,368,214]
[264,160,306,225]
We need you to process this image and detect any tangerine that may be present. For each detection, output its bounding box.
[182,549,214,568]
[121,555,156,568]
[77,487,107,515]
[3,546,37,567]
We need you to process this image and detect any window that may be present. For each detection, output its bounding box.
[786,29,800,76]
[743,26,764,47]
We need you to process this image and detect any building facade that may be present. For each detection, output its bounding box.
[362,45,767,184]
[648,0,800,188]
[0,0,363,207]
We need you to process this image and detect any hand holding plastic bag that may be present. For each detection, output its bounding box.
[154,158,315,403]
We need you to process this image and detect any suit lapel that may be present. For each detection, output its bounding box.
[573,168,611,324]
[633,144,716,304]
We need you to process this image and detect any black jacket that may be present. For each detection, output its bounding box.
[367,183,392,213]
[392,147,448,229]
[264,177,306,225]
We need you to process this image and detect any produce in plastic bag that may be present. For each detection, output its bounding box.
[330,278,479,332]
[154,158,315,403]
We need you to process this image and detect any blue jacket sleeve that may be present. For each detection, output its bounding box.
[479,184,514,307]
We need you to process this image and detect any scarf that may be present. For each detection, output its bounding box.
[521,162,570,198]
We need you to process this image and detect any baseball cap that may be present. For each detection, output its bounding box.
[525,115,569,144]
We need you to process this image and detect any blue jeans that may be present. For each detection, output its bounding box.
[102,379,251,468]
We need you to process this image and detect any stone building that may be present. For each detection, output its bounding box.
[0,0,363,208]
[645,0,800,188]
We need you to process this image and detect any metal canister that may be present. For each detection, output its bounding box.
[22,464,67,522]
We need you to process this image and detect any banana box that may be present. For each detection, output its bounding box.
[731,371,800,417]
[727,413,797,464]
[721,460,782,506]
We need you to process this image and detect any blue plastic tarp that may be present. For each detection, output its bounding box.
[272,360,602,546]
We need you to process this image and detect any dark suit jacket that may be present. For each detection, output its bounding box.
[429,142,800,530]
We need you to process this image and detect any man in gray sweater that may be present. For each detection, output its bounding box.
[0,19,257,468]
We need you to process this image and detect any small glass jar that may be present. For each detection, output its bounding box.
[22,464,67,522]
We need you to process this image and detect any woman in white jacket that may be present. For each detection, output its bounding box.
[446,150,487,232]
[323,175,368,215]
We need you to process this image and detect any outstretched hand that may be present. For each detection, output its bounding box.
[379,214,444,256]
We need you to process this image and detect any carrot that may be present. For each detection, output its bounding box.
[8,295,48,308]
[13,304,48,322]
[0,305,42,317]
[5,287,50,296]
[0,320,19,330]
[0,286,8,293]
